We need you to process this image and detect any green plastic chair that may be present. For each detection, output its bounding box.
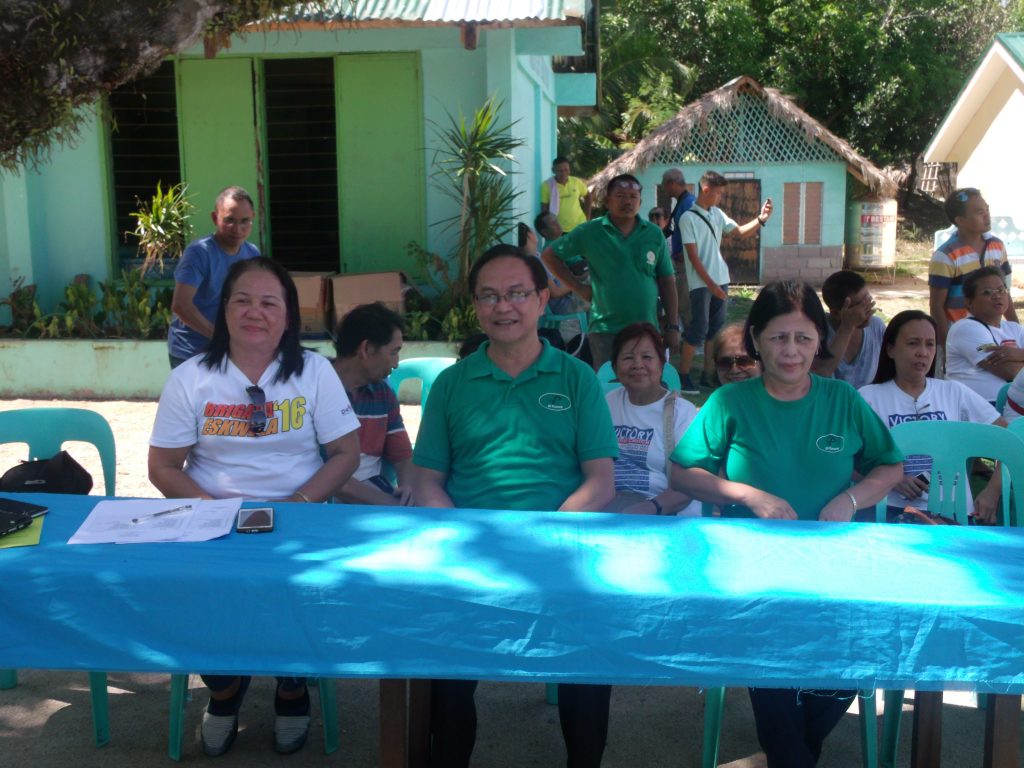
[0,407,116,747]
[388,357,456,407]
[873,420,1024,767]
[995,381,1011,415]
[167,675,338,760]
[539,308,588,341]
[596,361,682,395]
[702,688,878,768]
[873,420,1024,526]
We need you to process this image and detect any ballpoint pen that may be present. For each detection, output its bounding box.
[130,504,192,524]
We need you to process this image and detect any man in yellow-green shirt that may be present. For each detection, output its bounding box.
[540,156,592,233]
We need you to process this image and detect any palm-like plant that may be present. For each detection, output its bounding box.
[429,96,525,294]
[129,181,194,274]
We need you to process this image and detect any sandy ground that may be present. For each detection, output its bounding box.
[2,276,1019,765]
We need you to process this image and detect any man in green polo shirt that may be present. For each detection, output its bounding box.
[413,244,618,768]
[541,173,679,370]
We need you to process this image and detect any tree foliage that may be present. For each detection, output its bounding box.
[598,0,1015,167]
[569,0,1018,174]
[0,0,320,171]
[559,6,694,174]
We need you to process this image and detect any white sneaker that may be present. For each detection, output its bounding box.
[274,714,311,754]
[201,711,238,757]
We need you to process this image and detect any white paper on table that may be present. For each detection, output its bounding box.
[67,498,242,544]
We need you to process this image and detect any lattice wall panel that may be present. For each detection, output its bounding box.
[653,93,837,165]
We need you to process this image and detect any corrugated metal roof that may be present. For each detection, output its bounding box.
[271,0,586,24]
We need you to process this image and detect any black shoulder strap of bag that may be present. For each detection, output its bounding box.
[685,208,719,245]
[968,315,999,346]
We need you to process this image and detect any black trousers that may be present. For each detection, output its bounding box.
[429,680,612,768]
[747,687,856,768]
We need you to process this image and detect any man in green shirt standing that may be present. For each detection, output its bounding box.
[542,174,679,370]
[413,244,618,768]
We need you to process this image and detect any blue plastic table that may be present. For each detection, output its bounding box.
[1,494,1022,764]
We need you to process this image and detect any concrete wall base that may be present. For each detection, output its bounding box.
[761,245,844,286]
[0,339,458,400]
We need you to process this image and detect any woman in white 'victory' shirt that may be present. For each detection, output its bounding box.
[859,309,1004,523]
[604,322,699,516]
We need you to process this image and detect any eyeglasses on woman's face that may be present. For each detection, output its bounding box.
[715,355,757,370]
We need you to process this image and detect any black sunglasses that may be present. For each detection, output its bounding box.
[715,355,757,370]
[246,385,268,436]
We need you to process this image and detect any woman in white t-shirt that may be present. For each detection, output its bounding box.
[945,265,1024,403]
[149,257,361,757]
[604,322,699,516]
[859,309,1003,522]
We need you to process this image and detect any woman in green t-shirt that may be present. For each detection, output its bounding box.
[669,280,903,767]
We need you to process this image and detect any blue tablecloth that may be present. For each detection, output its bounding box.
[1,494,1022,693]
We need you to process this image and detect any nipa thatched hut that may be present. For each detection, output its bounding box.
[589,76,897,285]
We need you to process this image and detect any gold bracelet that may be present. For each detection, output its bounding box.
[294,490,312,503]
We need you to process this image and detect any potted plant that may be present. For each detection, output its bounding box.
[127,181,194,280]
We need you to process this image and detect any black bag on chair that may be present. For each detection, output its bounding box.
[0,450,93,494]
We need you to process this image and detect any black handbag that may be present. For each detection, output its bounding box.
[0,450,93,494]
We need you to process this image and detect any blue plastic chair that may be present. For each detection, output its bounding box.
[167,675,338,760]
[872,420,1024,767]
[388,357,456,407]
[0,407,116,747]
[596,360,682,395]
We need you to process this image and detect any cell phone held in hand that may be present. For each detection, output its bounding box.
[236,507,274,534]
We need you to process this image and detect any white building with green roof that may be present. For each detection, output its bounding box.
[925,32,1024,257]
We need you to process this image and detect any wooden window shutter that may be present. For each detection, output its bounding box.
[782,182,823,245]
[783,183,802,244]
[804,182,823,245]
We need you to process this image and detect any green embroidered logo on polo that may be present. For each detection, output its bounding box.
[538,392,572,412]
[815,434,845,454]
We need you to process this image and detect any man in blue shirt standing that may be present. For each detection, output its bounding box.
[662,168,696,334]
[167,186,260,367]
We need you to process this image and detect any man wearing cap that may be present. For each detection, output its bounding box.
[542,173,679,370]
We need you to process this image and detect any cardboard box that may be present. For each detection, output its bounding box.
[290,271,335,336]
[330,272,405,328]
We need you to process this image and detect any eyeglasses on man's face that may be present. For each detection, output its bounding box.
[978,287,1008,297]
[473,288,539,307]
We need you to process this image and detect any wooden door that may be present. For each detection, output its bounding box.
[719,180,761,284]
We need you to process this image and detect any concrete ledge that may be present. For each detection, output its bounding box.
[0,339,458,399]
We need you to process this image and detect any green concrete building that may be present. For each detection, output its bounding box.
[0,1,598,311]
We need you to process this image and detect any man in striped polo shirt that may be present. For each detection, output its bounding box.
[331,302,415,505]
[929,188,1016,355]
